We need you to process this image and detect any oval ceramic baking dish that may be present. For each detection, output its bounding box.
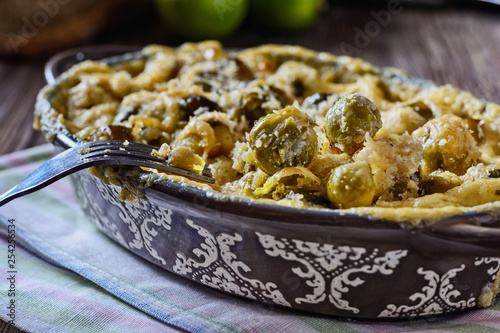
[36,45,500,319]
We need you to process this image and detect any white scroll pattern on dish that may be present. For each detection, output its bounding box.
[378,266,475,317]
[74,172,128,249]
[378,257,500,317]
[75,172,500,317]
[475,257,500,278]
[256,232,408,314]
[85,174,172,265]
[173,219,291,307]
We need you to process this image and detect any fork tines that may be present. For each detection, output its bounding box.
[77,140,214,183]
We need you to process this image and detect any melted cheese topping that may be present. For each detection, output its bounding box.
[34,41,500,224]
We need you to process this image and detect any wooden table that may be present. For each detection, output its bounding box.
[0,1,499,157]
[0,1,499,331]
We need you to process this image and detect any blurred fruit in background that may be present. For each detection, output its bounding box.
[154,0,324,40]
[154,0,249,40]
[0,0,325,58]
[248,0,323,32]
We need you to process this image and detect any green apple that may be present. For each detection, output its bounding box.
[154,0,249,40]
[249,0,323,32]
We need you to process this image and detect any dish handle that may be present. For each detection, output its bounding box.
[44,45,142,84]
[426,212,500,251]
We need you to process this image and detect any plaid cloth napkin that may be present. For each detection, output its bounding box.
[1,144,500,333]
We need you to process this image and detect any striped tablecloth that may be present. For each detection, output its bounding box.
[1,144,500,332]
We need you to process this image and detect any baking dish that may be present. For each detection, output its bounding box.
[36,44,500,319]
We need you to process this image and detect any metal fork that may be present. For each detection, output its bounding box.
[0,140,215,207]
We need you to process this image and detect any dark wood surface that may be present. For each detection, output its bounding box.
[1,1,500,157]
[0,2,499,156]
[0,1,499,331]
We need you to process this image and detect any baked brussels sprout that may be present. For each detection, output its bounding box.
[324,94,382,154]
[179,94,221,120]
[236,83,291,124]
[414,114,481,175]
[326,161,375,208]
[249,106,318,175]
[253,166,321,200]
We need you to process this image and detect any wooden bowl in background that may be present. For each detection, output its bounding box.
[0,0,131,58]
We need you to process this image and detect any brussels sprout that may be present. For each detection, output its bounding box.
[326,161,375,208]
[253,166,321,199]
[222,57,254,81]
[419,171,461,195]
[237,84,291,124]
[139,126,169,145]
[249,106,318,175]
[239,92,267,124]
[114,105,139,123]
[179,94,221,120]
[324,94,382,154]
[414,114,480,175]
[408,100,433,121]
[292,79,305,98]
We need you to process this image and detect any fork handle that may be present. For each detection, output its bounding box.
[0,148,84,207]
